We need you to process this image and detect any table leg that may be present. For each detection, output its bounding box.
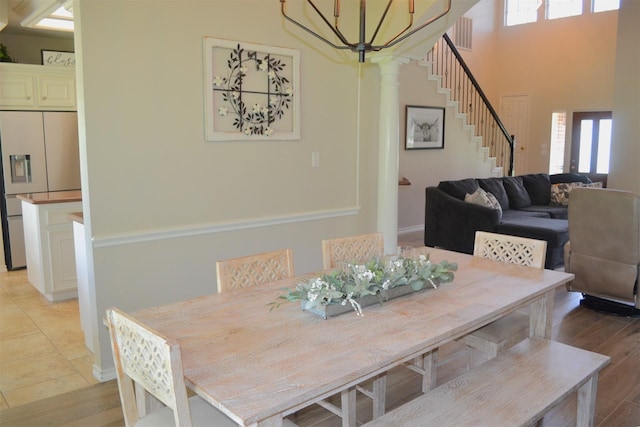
[341,387,357,427]
[576,373,598,427]
[371,374,387,418]
[529,289,555,338]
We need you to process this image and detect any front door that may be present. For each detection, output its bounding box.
[570,111,611,186]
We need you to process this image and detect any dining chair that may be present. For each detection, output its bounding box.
[216,248,294,293]
[321,232,384,269]
[105,307,238,427]
[460,231,547,363]
[320,232,388,419]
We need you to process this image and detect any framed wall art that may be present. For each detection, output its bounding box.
[203,37,300,141]
[41,50,75,67]
[405,105,445,149]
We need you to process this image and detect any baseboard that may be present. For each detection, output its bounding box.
[93,364,117,382]
[398,225,424,235]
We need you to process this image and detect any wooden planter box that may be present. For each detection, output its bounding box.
[301,285,420,319]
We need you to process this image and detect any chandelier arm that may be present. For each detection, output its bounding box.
[375,0,452,50]
[368,0,395,47]
[280,0,354,50]
[306,0,352,47]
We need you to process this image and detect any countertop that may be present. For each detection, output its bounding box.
[68,212,83,224]
[17,190,82,205]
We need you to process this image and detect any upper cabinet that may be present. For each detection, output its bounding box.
[0,63,76,110]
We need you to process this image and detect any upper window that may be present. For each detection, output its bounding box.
[505,0,618,26]
[505,0,541,26]
[547,0,582,20]
[593,0,620,13]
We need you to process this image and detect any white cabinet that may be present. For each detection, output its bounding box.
[21,199,82,301]
[0,63,76,110]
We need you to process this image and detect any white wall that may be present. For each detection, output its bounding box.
[608,0,640,193]
[73,0,383,377]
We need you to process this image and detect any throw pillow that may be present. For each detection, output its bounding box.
[478,178,510,211]
[550,182,583,205]
[503,176,532,209]
[464,188,503,218]
[582,182,603,188]
[522,173,551,205]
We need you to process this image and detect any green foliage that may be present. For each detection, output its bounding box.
[269,255,458,315]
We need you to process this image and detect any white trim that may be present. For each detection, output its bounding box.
[398,225,424,235]
[93,364,116,382]
[93,206,361,248]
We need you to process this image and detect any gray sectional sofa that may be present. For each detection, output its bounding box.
[424,173,592,269]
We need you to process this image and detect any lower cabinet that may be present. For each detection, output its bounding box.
[22,201,82,301]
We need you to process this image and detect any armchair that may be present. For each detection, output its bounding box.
[564,188,640,315]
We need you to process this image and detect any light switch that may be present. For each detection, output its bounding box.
[312,152,320,168]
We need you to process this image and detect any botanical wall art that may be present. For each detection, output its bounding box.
[405,105,446,149]
[203,37,300,141]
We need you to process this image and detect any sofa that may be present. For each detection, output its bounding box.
[424,173,593,269]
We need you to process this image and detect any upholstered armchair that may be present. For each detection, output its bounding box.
[564,187,640,315]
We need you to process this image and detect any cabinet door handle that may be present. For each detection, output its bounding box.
[26,96,31,100]
[42,96,47,100]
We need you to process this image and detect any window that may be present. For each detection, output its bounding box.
[505,0,618,26]
[593,0,620,13]
[547,0,582,20]
[505,0,541,26]
[548,112,567,174]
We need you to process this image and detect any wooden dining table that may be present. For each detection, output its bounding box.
[132,247,574,427]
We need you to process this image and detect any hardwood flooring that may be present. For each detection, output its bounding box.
[1,232,638,426]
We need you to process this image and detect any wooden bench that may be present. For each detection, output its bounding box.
[364,337,610,427]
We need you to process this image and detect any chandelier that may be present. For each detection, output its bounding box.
[279,0,452,62]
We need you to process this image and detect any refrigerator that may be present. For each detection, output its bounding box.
[0,111,81,270]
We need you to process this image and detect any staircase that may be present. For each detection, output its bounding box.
[424,34,514,176]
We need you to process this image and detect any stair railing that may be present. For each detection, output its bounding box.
[426,33,515,176]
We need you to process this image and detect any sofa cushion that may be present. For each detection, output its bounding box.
[478,178,510,211]
[522,173,551,205]
[549,173,592,184]
[464,188,502,218]
[438,178,479,201]
[517,205,568,219]
[503,176,532,208]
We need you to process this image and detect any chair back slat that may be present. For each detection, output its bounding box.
[321,232,384,269]
[473,231,546,269]
[216,249,294,293]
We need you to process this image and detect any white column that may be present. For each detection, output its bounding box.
[371,56,409,255]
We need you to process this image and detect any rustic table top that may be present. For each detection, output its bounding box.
[133,247,574,426]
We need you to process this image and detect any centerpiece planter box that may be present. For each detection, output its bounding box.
[301,285,420,319]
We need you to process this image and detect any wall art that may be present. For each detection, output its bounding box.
[203,37,300,141]
[405,105,445,149]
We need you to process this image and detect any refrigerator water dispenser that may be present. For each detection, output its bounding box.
[10,155,32,184]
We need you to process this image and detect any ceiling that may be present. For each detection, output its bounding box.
[1,0,74,40]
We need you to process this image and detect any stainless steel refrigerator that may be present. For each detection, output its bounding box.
[0,111,81,270]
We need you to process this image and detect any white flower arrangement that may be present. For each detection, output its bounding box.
[270,255,457,316]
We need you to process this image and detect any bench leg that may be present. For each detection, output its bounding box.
[576,373,599,427]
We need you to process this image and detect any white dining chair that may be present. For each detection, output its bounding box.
[320,232,388,419]
[321,232,384,269]
[106,307,238,427]
[461,231,547,362]
[216,248,294,293]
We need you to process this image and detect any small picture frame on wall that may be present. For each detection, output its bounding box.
[405,105,445,149]
[41,50,75,67]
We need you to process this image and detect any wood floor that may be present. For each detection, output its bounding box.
[1,233,638,426]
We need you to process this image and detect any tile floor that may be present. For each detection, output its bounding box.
[0,269,97,410]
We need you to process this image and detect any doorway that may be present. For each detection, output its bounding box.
[500,94,530,175]
[570,111,611,186]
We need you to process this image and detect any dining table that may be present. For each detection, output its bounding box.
[132,247,574,427]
